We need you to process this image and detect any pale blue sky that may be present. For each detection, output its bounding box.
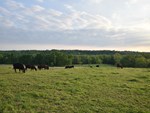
[0,0,150,51]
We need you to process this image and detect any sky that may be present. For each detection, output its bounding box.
[0,0,150,52]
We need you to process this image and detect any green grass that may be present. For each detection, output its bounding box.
[0,65,150,113]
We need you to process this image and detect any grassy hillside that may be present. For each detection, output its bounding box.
[0,65,150,113]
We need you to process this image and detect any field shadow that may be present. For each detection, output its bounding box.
[111,72,119,74]
[146,70,150,72]
[136,76,148,80]
[127,79,140,82]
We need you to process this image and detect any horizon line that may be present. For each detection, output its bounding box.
[0,49,149,53]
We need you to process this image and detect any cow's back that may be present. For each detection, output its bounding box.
[13,63,25,70]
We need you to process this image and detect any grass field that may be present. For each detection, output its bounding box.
[0,65,150,113]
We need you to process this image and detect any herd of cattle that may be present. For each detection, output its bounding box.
[13,63,75,73]
[13,63,123,73]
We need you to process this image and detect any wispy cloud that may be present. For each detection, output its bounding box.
[5,0,25,10]
[31,5,45,12]
[0,0,150,51]
[0,1,113,31]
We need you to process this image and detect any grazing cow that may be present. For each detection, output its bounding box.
[65,65,74,69]
[13,63,26,73]
[38,65,42,70]
[38,65,49,70]
[44,65,49,70]
[25,64,30,70]
[25,64,37,71]
[96,65,99,67]
[116,63,123,69]
[30,65,37,71]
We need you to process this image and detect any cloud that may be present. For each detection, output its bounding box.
[1,1,113,31]
[0,7,10,15]
[0,0,150,51]
[0,17,14,27]
[126,0,138,5]
[0,26,149,47]
[64,4,112,30]
[0,24,150,51]
[37,0,44,3]
[48,9,63,16]
[30,5,45,12]
[85,0,103,4]
[5,0,25,10]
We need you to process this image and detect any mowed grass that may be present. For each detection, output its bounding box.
[0,65,150,113]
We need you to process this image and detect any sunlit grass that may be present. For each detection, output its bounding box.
[0,65,150,113]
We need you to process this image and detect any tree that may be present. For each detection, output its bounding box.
[147,59,150,68]
[113,53,122,64]
[73,55,82,64]
[55,52,72,66]
[134,56,148,68]
[0,54,3,63]
[34,54,43,65]
[121,55,135,67]
[102,55,114,64]
[19,55,32,64]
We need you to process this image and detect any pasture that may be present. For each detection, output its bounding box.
[0,65,150,113]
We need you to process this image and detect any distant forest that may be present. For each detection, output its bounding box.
[0,50,150,68]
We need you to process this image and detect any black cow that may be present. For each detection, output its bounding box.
[44,65,49,70]
[30,65,37,71]
[96,65,99,67]
[25,64,37,71]
[13,63,26,73]
[116,63,123,69]
[38,65,49,70]
[25,64,30,70]
[65,65,74,69]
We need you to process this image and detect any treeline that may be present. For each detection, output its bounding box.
[0,50,150,68]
